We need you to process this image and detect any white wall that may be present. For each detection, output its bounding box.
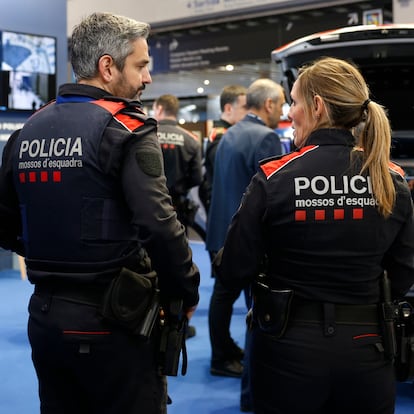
[66,0,291,34]
[66,0,350,35]
[393,0,414,22]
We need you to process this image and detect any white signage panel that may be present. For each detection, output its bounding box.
[67,0,310,34]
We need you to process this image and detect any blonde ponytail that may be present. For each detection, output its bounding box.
[357,101,395,217]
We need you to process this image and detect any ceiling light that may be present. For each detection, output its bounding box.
[225,64,234,71]
[204,79,210,85]
[197,87,204,94]
[181,104,197,112]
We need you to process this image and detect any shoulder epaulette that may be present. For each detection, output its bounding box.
[91,98,145,132]
[389,161,406,179]
[260,145,318,179]
[176,125,200,142]
[209,126,227,142]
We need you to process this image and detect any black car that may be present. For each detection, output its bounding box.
[272,24,414,165]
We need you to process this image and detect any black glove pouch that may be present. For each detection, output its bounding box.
[101,267,158,336]
[252,281,293,338]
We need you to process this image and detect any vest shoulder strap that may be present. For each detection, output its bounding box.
[91,98,146,132]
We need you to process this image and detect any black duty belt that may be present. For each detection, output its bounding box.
[34,282,108,306]
[292,299,379,325]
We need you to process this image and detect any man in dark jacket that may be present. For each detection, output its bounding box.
[0,12,199,414]
[198,84,247,214]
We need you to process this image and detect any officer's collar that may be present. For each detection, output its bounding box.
[306,128,356,147]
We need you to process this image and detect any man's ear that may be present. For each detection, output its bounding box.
[223,102,233,115]
[153,105,163,118]
[264,97,274,113]
[98,54,114,82]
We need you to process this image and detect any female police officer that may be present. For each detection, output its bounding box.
[214,57,414,413]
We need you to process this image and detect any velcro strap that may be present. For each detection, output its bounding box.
[34,282,107,306]
[292,299,379,325]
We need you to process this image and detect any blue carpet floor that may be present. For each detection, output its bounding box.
[0,241,413,413]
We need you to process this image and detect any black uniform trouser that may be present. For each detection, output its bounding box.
[28,291,167,414]
[250,320,395,414]
[208,276,251,363]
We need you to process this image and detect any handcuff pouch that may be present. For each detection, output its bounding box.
[101,267,158,335]
[252,281,293,337]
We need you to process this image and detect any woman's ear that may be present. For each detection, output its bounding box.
[313,94,324,120]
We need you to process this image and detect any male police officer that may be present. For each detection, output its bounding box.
[153,94,202,231]
[0,12,199,414]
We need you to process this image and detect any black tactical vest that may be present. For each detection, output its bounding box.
[12,99,146,276]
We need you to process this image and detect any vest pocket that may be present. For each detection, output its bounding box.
[81,196,134,241]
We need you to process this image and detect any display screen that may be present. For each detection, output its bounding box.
[0,30,56,112]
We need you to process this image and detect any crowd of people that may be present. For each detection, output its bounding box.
[0,10,413,414]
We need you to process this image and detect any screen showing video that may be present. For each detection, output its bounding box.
[0,30,56,111]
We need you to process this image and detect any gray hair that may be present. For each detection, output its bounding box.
[246,78,282,110]
[70,12,150,81]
